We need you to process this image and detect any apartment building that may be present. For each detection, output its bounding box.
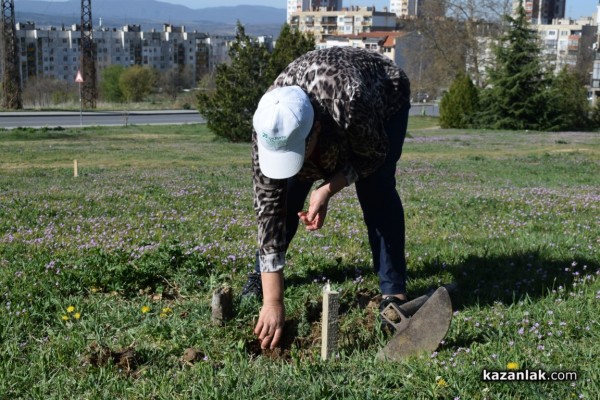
[317,31,408,66]
[534,17,598,74]
[287,0,343,23]
[13,22,244,88]
[390,0,424,18]
[289,6,397,43]
[591,2,600,104]
[515,0,566,24]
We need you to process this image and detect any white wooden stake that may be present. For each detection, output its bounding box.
[321,283,339,361]
[74,160,78,177]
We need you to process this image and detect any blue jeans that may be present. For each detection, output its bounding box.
[255,105,410,295]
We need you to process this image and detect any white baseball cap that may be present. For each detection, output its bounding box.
[253,86,314,179]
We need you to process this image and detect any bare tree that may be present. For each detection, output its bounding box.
[402,0,511,97]
[160,65,195,100]
[22,76,77,108]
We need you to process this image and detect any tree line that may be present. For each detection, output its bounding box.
[439,3,596,131]
[19,63,196,108]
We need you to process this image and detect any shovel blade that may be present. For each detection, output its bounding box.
[377,287,452,362]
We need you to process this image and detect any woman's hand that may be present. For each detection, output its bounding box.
[254,302,285,349]
[254,271,285,349]
[298,185,331,231]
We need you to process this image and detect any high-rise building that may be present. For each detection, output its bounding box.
[11,22,265,86]
[515,0,566,24]
[390,0,424,18]
[287,0,343,23]
[289,5,396,42]
[591,1,600,103]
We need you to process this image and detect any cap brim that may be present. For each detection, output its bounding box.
[257,140,305,180]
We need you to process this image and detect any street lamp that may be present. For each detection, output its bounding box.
[417,30,424,103]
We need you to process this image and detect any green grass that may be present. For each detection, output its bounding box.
[1,119,599,399]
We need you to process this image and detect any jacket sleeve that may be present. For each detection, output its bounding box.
[252,129,288,272]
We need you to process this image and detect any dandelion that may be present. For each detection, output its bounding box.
[159,307,173,318]
[436,376,448,388]
[61,315,69,321]
[507,362,519,370]
[141,306,151,314]
[66,306,75,313]
[74,313,81,319]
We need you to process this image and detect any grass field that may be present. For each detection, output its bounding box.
[0,120,599,399]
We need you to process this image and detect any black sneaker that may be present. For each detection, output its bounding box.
[379,296,409,332]
[241,271,263,299]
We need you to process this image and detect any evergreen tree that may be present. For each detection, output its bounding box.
[197,22,271,142]
[544,68,591,131]
[267,24,315,81]
[197,23,315,142]
[478,1,549,130]
[591,103,600,130]
[439,72,479,129]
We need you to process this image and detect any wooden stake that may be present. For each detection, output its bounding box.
[321,283,339,361]
[74,160,78,177]
[211,286,233,326]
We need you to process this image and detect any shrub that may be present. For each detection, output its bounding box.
[439,73,479,129]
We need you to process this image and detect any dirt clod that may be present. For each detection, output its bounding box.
[84,342,141,376]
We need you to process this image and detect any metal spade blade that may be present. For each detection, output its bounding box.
[376,286,453,362]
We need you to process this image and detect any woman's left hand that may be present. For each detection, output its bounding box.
[298,185,330,231]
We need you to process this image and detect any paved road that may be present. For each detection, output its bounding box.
[410,103,439,117]
[0,110,204,129]
[0,105,437,129]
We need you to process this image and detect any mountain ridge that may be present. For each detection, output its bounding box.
[15,1,286,35]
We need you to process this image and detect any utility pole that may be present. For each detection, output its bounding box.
[1,0,22,109]
[80,0,97,109]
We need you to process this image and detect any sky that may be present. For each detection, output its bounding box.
[154,0,594,20]
[37,1,595,20]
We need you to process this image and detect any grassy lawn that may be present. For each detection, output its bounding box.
[0,120,598,399]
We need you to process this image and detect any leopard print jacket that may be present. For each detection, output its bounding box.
[252,46,411,272]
